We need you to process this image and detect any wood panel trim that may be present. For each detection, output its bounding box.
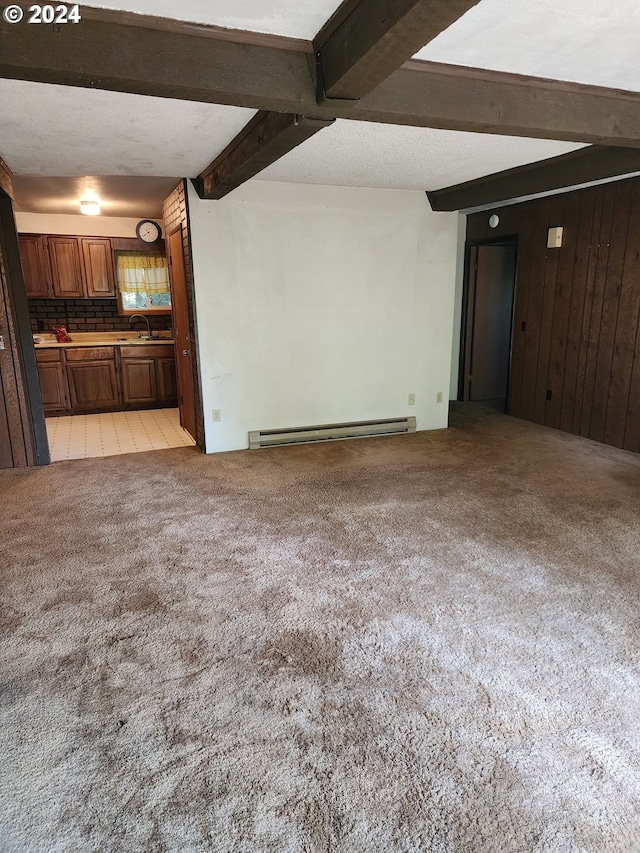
[4,16,640,145]
[194,111,335,199]
[427,145,640,212]
[0,198,48,466]
[0,156,14,200]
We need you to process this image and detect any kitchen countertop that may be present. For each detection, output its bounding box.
[34,332,174,348]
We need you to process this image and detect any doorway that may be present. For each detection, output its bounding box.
[166,227,197,442]
[460,240,517,412]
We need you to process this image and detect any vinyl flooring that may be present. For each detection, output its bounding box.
[46,408,195,462]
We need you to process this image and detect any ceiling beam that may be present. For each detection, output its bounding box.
[365,61,640,147]
[315,0,480,101]
[0,155,14,199]
[427,145,640,211]
[193,111,335,200]
[3,14,640,146]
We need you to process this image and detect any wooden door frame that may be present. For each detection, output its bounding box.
[167,224,199,443]
[0,196,49,466]
[458,235,519,404]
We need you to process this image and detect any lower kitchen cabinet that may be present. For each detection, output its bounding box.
[36,344,178,415]
[66,347,120,411]
[35,349,69,413]
[120,345,177,407]
[121,357,158,405]
[156,356,178,402]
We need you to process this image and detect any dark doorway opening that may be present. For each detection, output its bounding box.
[460,239,518,412]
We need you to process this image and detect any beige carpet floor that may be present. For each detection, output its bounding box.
[1,405,639,852]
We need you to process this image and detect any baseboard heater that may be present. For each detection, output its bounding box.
[249,416,416,449]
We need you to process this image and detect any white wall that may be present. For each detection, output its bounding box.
[187,180,459,453]
[14,213,162,238]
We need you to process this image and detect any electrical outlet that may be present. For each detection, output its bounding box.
[436,392,443,404]
[212,409,221,422]
[408,393,415,406]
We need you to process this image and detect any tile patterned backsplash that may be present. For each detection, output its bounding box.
[28,298,173,334]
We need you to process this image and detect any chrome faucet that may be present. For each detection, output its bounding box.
[129,314,151,339]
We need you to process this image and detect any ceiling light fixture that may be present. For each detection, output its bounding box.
[80,199,100,216]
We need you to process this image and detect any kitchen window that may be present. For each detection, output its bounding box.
[116,251,171,314]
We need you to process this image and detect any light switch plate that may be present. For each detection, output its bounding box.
[547,226,563,248]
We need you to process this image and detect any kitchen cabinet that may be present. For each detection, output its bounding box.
[19,235,51,298]
[120,345,177,407]
[66,347,120,411]
[35,343,178,415]
[35,349,69,414]
[20,233,117,299]
[156,356,178,402]
[81,237,116,297]
[48,237,85,298]
[121,356,158,405]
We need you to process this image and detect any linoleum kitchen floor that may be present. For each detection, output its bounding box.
[45,408,195,461]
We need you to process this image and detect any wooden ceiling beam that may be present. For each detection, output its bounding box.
[315,0,480,101]
[3,14,640,147]
[361,61,640,147]
[193,111,335,200]
[427,145,640,211]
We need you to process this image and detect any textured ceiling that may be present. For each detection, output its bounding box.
[3,1,633,214]
[1,77,586,213]
[83,0,342,38]
[0,80,256,177]
[259,121,584,191]
[415,0,640,92]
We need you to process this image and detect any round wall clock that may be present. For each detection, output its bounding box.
[136,219,162,244]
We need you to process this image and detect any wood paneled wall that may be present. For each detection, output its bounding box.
[467,176,640,452]
[0,198,48,467]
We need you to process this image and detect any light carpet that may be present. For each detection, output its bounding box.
[1,405,639,852]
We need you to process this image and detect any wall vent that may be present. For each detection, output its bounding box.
[249,416,416,450]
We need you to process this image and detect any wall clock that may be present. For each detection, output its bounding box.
[136,219,162,244]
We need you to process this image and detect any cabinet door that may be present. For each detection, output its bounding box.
[82,237,115,297]
[36,361,69,412]
[19,235,51,298]
[121,358,157,405]
[67,361,120,410]
[156,357,177,403]
[48,237,85,298]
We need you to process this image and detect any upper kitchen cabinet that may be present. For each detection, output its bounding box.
[18,235,51,298]
[81,237,116,297]
[48,236,85,298]
[19,233,117,299]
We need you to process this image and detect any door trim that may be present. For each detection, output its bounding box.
[458,235,519,406]
[0,196,49,466]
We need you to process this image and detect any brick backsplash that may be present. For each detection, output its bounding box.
[28,298,173,334]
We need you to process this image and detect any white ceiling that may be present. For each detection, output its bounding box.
[259,120,584,191]
[0,80,256,176]
[0,77,584,210]
[415,0,640,92]
[83,0,342,39]
[2,0,635,214]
